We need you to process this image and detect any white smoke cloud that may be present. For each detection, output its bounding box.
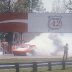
[25,33,55,55]
[48,33,64,55]
[25,33,72,57]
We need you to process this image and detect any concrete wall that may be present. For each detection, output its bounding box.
[28,13,72,33]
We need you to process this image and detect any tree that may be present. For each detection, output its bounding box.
[32,0,45,12]
[52,0,66,13]
[52,0,72,13]
[0,0,44,12]
[65,0,72,13]
[0,0,9,12]
[13,0,44,12]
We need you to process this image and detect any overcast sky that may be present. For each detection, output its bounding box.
[42,0,55,12]
[42,0,70,12]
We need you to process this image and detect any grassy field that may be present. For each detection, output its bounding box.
[0,56,72,72]
[0,56,62,63]
[0,57,71,63]
[0,55,66,63]
[0,67,72,72]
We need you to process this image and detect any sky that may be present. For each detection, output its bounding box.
[41,0,70,12]
[42,0,54,12]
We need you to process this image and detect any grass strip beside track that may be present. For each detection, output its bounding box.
[0,56,63,63]
[0,67,72,72]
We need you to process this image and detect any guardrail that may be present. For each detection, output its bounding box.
[0,60,72,72]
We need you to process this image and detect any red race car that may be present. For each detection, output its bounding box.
[12,44,36,56]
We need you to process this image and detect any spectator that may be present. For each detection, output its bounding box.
[63,43,69,61]
[1,39,8,54]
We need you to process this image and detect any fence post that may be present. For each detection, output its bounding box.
[15,63,19,72]
[32,62,37,72]
[62,60,65,70]
[48,61,52,71]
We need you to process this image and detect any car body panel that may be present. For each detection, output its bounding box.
[12,44,36,56]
